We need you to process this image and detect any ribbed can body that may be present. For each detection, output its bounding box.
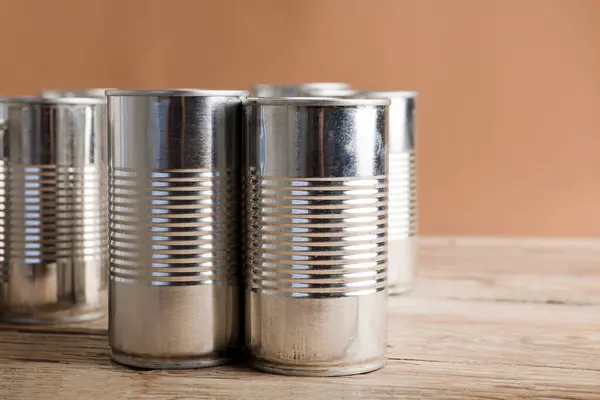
[0,98,108,324]
[107,90,245,369]
[244,97,390,376]
[363,92,418,295]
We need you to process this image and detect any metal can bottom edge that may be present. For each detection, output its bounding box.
[388,282,414,296]
[0,310,107,325]
[247,356,386,377]
[0,298,108,325]
[110,349,235,370]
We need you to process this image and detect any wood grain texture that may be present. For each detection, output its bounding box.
[416,237,600,304]
[1,237,599,399]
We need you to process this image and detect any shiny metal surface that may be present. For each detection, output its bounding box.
[362,91,418,295]
[0,97,108,324]
[244,96,390,376]
[40,88,115,99]
[249,82,353,97]
[107,89,245,369]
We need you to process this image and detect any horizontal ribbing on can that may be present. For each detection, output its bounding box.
[109,168,238,286]
[246,170,388,298]
[388,151,417,239]
[4,164,107,267]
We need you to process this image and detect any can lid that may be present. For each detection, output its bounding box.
[105,89,248,97]
[40,88,115,98]
[300,82,352,89]
[244,97,390,107]
[250,83,354,97]
[0,96,107,105]
[249,84,302,96]
[251,82,351,90]
[359,90,419,99]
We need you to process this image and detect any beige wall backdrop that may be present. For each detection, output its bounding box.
[1,0,599,236]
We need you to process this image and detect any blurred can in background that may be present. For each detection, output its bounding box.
[362,91,418,295]
[40,88,112,248]
[107,89,245,369]
[244,96,390,376]
[0,97,108,324]
[249,82,353,97]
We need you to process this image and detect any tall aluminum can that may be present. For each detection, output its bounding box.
[0,97,108,324]
[244,97,390,376]
[107,89,246,369]
[362,91,418,295]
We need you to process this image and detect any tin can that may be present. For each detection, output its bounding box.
[107,89,246,369]
[249,82,353,97]
[0,97,108,324]
[244,97,390,376]
[40,88,112,245]
[362,91,418,295]
[40,88,115,99]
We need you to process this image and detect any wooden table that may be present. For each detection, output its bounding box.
[1,237,599,399]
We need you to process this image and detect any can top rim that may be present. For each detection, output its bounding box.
[244,97,391,107]
[105,89,248,97]
[252,82,351,89]
[358,90,419,99]
[40,88,116,98]
[0,96,107,105]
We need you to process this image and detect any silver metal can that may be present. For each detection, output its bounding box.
[0,97,108,324]
[40,88,112,245]
[107,89,246,369]
[244,97,390,376]
[362,91,418,295]
[249,82,353,97]
[40,88,115,99]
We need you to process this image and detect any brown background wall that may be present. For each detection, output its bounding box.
[1,0,599,236]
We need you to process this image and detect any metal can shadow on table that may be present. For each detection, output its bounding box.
[244,96,390,376]
[0,96,108,324]
[360,91,418,296]
[107,89,246,369]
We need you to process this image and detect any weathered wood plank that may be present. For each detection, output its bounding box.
[0,296,599,399]
[388,297,600,371]
[1,237,600,398]
[5,297,598,372]
[416,237,600,304]
[0,316,108,335]
[1,346,599,399]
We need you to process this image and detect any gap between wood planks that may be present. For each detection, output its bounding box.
[387,357,600,373]
[443,296,598,307]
